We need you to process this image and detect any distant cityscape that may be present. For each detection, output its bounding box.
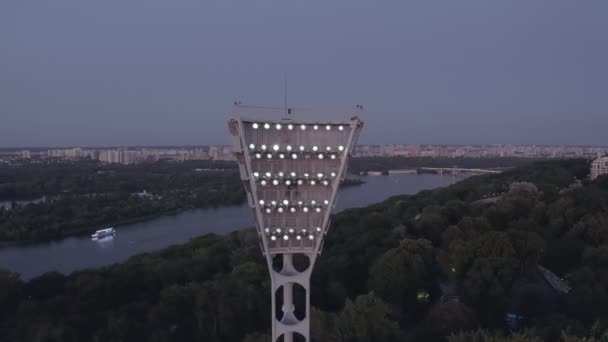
[1,144,607,165]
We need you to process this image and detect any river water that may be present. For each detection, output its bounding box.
[0,174,467,280]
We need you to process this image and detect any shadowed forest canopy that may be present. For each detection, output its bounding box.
[1,159,607,341]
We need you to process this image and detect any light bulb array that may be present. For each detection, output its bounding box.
[264,226,323,241]
[256,177,334,187]
[253,171,337,180]
[252,152,343,160]
[251,123,347,132]
[260,199,329,214]
[248,144,345,153]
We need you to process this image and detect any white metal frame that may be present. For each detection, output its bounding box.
[229,106,363,342]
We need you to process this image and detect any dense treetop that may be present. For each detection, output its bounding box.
[1,159,607,341]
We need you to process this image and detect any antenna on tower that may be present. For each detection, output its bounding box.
[284,72,291,116]
[283,71,291,115]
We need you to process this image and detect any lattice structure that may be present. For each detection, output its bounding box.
[228,105,363,342]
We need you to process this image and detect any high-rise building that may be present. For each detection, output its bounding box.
[228,106,363,342]
[591,157,608,181]
[20,150,31,159]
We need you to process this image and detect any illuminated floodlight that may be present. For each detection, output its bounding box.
[228,113,363,342]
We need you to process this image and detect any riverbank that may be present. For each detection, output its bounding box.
[0,173,469,280]
[0,208,188,247]
[0,178,364,245]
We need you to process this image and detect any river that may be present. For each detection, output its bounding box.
[0,174,468,280]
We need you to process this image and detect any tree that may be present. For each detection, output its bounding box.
[0,269,23,319]
[331,293,400,342]
[369,239,437,322]
[413,301,478,341]
[448,330,543,342]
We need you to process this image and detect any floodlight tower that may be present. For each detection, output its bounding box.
[228,105,364,342]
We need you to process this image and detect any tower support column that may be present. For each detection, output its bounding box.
[269,253,314,342]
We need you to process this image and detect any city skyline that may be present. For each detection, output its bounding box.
[2,1,607,147]
[2,144,608,166]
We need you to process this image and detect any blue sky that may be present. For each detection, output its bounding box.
[1,0,607,147]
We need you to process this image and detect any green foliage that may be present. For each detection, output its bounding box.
[369,238,438,320]
[1,159,606,341]
[0,160,245,242]
[330,293,400,342]
[448,330,543,342]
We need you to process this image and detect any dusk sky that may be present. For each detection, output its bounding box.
[1,0,607,147]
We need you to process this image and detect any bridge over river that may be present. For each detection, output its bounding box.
[386,167,503,175]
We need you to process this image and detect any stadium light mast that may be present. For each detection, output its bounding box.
[228,104,364,342]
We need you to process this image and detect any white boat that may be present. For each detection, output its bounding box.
[91,227,116,239]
